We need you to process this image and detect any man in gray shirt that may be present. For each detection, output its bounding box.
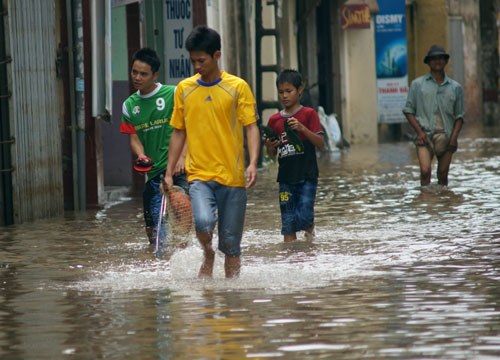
[403,45,465,187]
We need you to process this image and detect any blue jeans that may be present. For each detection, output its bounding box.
[143,172,189,244]
[189,180,247,257]
[279,179,317,235]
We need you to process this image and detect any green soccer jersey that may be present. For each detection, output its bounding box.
[121,83,175,179]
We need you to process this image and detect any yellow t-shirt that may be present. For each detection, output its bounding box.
[170,71,257,187]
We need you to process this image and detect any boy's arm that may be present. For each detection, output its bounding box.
[129,134,146,157]
[265,139,279,158]
[121,101,145,156]
[245,122,260,189]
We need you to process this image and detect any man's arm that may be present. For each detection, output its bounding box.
[245,122,260,189]
[403,81,428,145]
[164,129,186,189]
[448,85,465,153]
[448,118,463,153]
[404,112,428,145]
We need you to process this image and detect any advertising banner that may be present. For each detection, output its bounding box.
[164,0,193,85]
[375,0,408,124]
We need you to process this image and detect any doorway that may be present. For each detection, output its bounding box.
[296,0,336,115]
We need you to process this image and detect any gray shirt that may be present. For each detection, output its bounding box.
[403,72,465,139]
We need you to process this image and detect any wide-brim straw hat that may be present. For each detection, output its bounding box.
[424,45,450,64]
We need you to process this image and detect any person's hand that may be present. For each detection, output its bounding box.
[133,155,153,174]
[286,117,306,133]
[447,137,458,153]
[245,163,257,189]
[265,138,280,150]
[415,131,429,146]
[161,174,174,193]
[174,157,186,175]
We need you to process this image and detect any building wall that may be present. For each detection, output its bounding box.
[112,6,129,82]
[261,0,280,123]
[339,18,379,144]
[279,1,299,71]
[144,0,166,82]
[479,0,500,125]
[253,0,378,144]
[4,0,64,222]
[201,0,381,145]
[406,0,448,80]
[103,5,133,187]
[406,0,482,123]
[456,0,482,123]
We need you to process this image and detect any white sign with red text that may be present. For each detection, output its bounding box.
[377,77,408,123]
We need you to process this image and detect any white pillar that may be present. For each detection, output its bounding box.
[206,0,226,70]
[339,19,379,144]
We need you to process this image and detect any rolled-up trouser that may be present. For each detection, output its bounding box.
[189,180,247,257]
[278,179,317,235]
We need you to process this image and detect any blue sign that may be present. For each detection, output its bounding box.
[375,0,408,123]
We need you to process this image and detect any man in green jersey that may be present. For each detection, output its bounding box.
[121,48,188,245]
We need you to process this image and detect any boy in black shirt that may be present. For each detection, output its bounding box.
[265,70,325,242]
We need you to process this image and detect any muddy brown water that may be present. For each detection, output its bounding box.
[1,125,500,359]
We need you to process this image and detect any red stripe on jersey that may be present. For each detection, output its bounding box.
[120,122,136,134]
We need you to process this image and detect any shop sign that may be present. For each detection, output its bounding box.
[164,0,193,85]
[340,4,370,30]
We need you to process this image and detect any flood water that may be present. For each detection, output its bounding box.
[1,125,500,359]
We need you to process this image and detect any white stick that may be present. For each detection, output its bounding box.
[155,193,167,253]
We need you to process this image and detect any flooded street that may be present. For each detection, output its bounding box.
[1,125,500,360]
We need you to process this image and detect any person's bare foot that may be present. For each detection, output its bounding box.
[304,226,315,240]
[198,249,215,278]
[224,256,240,278]
[284,233,297,242]
[146,226,153,244]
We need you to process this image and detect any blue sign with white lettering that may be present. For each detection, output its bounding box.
[375,0,407,78]
[375,0,408,123]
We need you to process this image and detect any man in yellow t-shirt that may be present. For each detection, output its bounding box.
[164,26,260,279]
